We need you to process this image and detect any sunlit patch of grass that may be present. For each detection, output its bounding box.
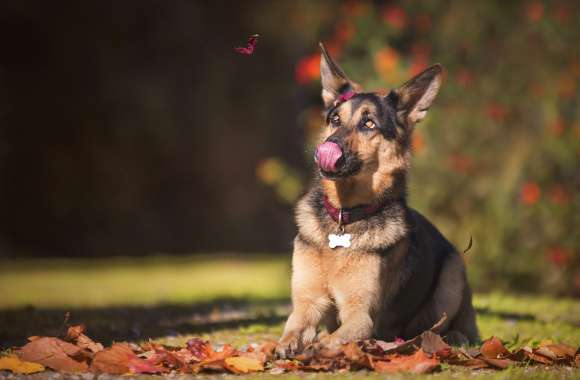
[0,254,291,309]
[475,292,580,346]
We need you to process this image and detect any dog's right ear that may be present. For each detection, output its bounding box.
[319,43,360,107]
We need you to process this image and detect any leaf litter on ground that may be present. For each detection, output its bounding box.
[1,314,578,375]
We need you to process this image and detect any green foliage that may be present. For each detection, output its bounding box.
[286,0,579,295]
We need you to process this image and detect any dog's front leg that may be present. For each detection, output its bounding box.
[277,238,330,358]
[321,253,382,348]
[320,297,374,347]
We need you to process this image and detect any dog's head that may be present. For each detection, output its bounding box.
[314,43,444,182]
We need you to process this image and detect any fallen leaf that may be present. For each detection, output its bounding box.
[535,343,576,363]
[430,313,448,334]
[127,357,166,374]
[0,355,45,374]
[90,343,134,374]
[517,348,553,365]
[374,349,440,374]
[187,338,214,361]
[341,342,373,369]
[65,325,85,340]
[421,331,452,358]
[66,325,104,354]
[273,359,301,372]
[480,336,509,359]
[16,337,88,373]
[224,356,264,373]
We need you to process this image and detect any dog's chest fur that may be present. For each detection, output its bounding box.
[293,188,416,314]
[295,188,409,252]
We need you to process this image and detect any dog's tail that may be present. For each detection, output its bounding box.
[462,236,473,255]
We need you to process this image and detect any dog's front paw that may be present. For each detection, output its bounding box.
[318,334,344,351]
[276,332,301,359]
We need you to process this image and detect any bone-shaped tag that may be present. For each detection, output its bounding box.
[328,233,352,249]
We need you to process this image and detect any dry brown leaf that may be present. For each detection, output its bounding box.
[186,338,215,361]
[521,348,553,365]
[90,343,134,374]
[421,331,451,358]
[65,325,85,340]
[535,344,576,362]
[341,342,373,369]
[15,337,89,373]
[374,349,440,374]
[480,336,509,359]
[224,356,264,373]
[127,357,166,374]
[65,325,104,355]
[0,355,46,374]
[273,359,301,372]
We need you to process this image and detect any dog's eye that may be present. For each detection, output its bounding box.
[330,113,341,127]
[364,120,376,129]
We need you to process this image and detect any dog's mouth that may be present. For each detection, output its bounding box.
[315,142,362,180]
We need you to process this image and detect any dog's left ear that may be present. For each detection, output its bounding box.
[390,64,444,128]
[319,42,361,107]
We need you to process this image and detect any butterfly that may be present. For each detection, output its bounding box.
[234,34,259,55]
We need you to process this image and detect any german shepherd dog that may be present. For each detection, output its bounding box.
[277,44,479,357]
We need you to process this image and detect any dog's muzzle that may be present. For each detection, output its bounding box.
[315,141,343,173]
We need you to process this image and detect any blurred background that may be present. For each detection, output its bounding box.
[0,0,578,320]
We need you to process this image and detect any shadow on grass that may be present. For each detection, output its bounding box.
[0,299,551,348]
[0,298,290,348]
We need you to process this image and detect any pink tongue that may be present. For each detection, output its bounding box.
[316,142,343,172]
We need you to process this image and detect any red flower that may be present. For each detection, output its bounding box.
[456,69,474,88]
[529,82,543,96]
[341,1,369,17]
[324,21,356,58]
[526,1,544,22]
[549,118,565,136]
[382,5,407,31]
[414,14,432,32]
[520,182,541,205]
[549,184,571,205]
[546,246,571,267]
[374,47,400,82]
[486,103,508,122]
[295,53,320,85]
[412,131,425,154]
[447,154,474,174]
[553,4,571,24]
[334,21,355,45]
[557,77,575,99]
[409,58,428,77]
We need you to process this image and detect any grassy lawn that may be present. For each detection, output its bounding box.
[0,254,578,379]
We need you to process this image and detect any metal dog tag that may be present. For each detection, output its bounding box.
[328,233,351,249]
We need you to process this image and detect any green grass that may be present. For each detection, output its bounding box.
[0,254,578,379]
[0,254,291,308]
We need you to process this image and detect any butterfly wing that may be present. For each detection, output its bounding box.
[234,47,252,54]
[234,34,259,55]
